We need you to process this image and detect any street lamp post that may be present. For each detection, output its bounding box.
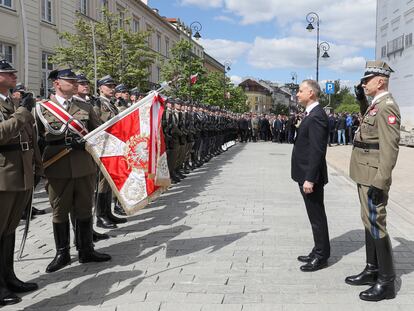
[290,72,298,113]
[306,12,330,82]
[187,21,202,102]
[223,60,231,108]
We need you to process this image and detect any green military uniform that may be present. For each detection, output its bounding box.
[0,60,40,305]
[347,61,399,302]
[36,68,110,274]
[37,96,101,222]
[350,92,400,238]
[93,75,127,228]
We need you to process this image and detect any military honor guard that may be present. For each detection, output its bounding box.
[36,68,111,273]
[0,60,41,306]
[94,75,127,228]
[347,61,400,301]
[72,73,110,242]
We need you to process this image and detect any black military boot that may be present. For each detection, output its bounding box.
[360,235,396,301]
[76,218,111,264]
[0,240,21,306]
[93,229,109,242]
[96,193,117,229]
[106,193,127,224]
[113,199,127,216]
[32,206,46,216]
[1,234,38,293]
[176,169,186,179]
[345,230,378,286]
[46,222,71,273]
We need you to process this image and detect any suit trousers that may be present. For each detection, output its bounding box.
[299,183,330,259]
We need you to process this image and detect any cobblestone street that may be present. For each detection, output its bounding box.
[11,142,414,311]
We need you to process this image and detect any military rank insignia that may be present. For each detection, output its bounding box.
[388,115,396,125]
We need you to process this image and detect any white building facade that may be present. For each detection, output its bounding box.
[376,0,414,129]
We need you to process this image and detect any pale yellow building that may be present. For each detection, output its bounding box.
[0,0,223,96]
[239,79,273,114]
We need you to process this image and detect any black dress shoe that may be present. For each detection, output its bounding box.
[300,258,328,272]
[297,254,314,263]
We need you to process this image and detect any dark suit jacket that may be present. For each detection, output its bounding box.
[291,104,329,185]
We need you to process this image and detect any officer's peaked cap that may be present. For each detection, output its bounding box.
[362,60,394,80]
[0,59,17,73]
[76,73,90,83]
[48,68,78,81]
[97,75,116,87]
[115,83,128,93]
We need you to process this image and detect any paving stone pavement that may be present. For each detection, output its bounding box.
[8,142,414,311]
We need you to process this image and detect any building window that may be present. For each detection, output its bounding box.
[132,17,140,33]
[381,46,387,58]
[98,0,108,20]
[0,0,12,9]
[0,42,14,64]
[146,24,152,48]
[79,0,88,15]
[165,38,170,57]
[117,6,125,29]
[157,33,161,53]
[387,35,404,55]
[405,33,413,48]
[41,52,54,98]
[41,0,53,23]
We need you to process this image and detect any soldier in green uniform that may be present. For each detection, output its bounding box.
[94,75,127,228]
[114,84,130,112]
[36,69,111,273]
[0,60,40,306]
[346,61,400,301]
[73,73,110,242]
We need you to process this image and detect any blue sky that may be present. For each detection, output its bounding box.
[148,0,376,87]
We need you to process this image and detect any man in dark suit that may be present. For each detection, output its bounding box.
[291,79,330,272]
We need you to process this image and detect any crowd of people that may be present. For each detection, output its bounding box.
[236,111,362,145]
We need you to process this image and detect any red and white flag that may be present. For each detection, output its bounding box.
[84,92,170,215]
[190,73,199,85]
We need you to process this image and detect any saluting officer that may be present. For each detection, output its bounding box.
[94,75,127,228]
[347,61,400,301]
[0,60,40,306]
[36,68,111,273]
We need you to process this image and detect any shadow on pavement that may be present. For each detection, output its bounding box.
[392,237,414,293]
[328,229,365,266]
[22,144,254,310]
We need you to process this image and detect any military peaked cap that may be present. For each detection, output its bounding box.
[115,83,128,93]
[48,68,77,81]
[0,59,17,73]
[97,75,116,87]
[14,83,25,92]
[362,60,394,80]
[76,73,90,83]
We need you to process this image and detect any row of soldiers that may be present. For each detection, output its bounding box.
[163,99,239,183]
[0,58,239,306]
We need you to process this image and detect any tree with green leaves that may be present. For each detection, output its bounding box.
[319,80,358,112]
[51,9,156,92]
[160,39,206,101]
